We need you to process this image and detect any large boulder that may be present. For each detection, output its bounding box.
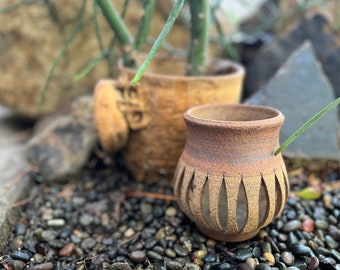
[247,41,340,160]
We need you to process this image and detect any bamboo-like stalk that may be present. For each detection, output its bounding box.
[134,0,156,52]
[96,0,133,66]
[186,0,210,76]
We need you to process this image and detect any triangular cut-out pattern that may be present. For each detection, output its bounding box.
[173,158,289,240]
[174,163,185,200]
[218,177,228,230]
[274,175,283,218]
[236,179,248,231]
[258,177,269,227]
[201,177,210,225]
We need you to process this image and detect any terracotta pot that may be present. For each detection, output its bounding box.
[173,103,289,242]
[94,54,245,181]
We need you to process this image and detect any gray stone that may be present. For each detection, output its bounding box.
[0,107,33,249]
[25,96,98,181]
[244,14,340,100]
[247,41,340,160]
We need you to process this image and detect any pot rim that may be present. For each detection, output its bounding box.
[184,103,284,128]
[119,54,245,81]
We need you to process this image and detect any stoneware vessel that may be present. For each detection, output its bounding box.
[173,103,289,242]
[94,54,245,182]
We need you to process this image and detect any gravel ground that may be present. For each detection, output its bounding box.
[0,155,339,270]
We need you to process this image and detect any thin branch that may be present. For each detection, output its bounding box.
[38,0,87,111]
[126,190,176,201]
[0,0,41,14]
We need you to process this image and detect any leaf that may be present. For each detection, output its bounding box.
[295,186,322,200]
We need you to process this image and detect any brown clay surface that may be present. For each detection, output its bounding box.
[173,104,289,242]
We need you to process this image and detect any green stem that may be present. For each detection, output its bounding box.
[186,0,210,76]
[274,97,340,155]
[95,0,133,66]
[131,0,185,87]
[134,0,156,52]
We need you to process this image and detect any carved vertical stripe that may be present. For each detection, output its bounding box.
[208,174,224,232]
[190,171,209,227]
[224,176,242,233]
[242,176,261,233]
[275,170,287,216]
[180,164,195,218]
[282,167,290,198]
[174,160,185,198]
[261,173,276,227]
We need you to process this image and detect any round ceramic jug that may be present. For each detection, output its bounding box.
[173,103,289,242]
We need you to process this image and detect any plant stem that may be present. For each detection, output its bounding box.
[95,0,133,66]
[131,0,185,87]
[134,0,156,52]
[186,0,210,76]
[274,97,340,155]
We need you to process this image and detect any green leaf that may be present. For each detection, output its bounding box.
[295,186,322,200]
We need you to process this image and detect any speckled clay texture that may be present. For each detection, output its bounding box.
[173,103,289,242]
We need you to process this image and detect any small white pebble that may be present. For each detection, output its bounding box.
[47,219,66,227]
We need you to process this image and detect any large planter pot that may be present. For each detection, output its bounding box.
[94,55,245,181]
[173,103,289,242]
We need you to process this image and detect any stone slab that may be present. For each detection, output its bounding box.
[0,107,33,249]
[244,14,340,101]
[247,41,340,160]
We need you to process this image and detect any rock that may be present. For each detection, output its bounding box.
[0,1,191,117]
[25,96,98,180]
[244,13,340,100]
[247,41,340,160]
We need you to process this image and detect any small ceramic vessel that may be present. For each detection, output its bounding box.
[173,103,289,242]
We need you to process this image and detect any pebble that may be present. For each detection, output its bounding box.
[33,253,45,264]
[324,235,339,249]
[301,219,314,232]
[290,244,312,256]
[40,230,58,242]
[58,242,76,257]
[80,238,96,250]
[314,219,329,230]
[27,262,54,270]
[166,259,183,270]
[281,251,295,266]
[256,263,272,270]
[282,220,301,232]
[185,262,201,270]
[263,252,275,265]
[124,228,135,238]
[47,219,65,227]
[239,263,254,270]
[234,248,253,261]
[307,256,319,270]
[1,163,339,270]
[165,248,177,258]
[165,207,177,217]
[146,250,163,261]
[129,250,146,263]
[173,244,189,256]
[79,214,94,226]
[11,250,32,262]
